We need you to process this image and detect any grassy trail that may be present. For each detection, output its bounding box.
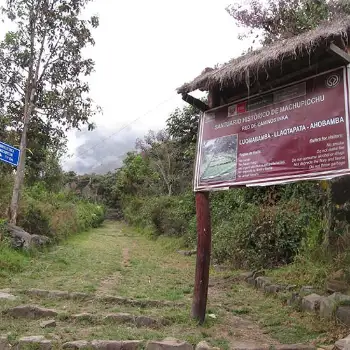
[0,221,336,349]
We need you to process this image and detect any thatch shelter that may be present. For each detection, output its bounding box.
[181,15,350,325]
[178,15,350,109]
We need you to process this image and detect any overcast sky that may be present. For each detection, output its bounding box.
[62,0,251,174]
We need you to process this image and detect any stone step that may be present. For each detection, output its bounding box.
[70,311,170,328]
[0,336,319,350]
[4,288,185,308]
[3,305,170,329]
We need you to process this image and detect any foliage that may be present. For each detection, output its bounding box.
[226,0,350,46]
[136,130,186,196]
[115,152,158,197]
[166,104,201,146]
[0,180,105,245]
[122,193,195,238]
[0,0,101,223]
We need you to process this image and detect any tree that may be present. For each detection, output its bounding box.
[0,0,100,223]
[166,104,201,146]
[226,0,350,46]
[115,152,157,197]
[136,130,183,196]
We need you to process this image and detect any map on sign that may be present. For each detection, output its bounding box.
[0,141,20,166]
[194,67,350,191]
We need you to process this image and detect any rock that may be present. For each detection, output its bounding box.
[6,305,58,319]
[0,335,10,350]
[135,316,159,328]
[26,289,50,297]
[104,313,134,323]
[5,223,50,249]
[48,290,70,298]
[252,270,265,279]
[264,284,283,294]
[177,250,196,257]
[0,289,12,293]
[195,341,211,350]
[62,340,89,349]
[301,294,322,312]
[229,341,269,349]
[320,293,350,319]
[318,346,334,350]
[146,338,193,350]
[247,277,256,286]
[40,319,56,328]
[90,340,141,350]
[239,272,254,280]
[326,280,349,294]
[100,295,129,304]
[0,292,17,301]
[230,343,315,350]
[287,293,301,307]
[17,336,52,350]
[275,345,316,350]
[30,234,51,248]
[256,276,271,289]
[335,335,350,350]
[336,305,350,326]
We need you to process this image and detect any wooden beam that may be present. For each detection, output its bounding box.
[192,87,219,324]
[181,93,209,112]
[192,191,211,324]
[328,43,350,64]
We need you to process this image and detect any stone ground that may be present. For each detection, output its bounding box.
[0,221,342,349]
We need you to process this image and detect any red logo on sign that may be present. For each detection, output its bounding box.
[237,102,247,114]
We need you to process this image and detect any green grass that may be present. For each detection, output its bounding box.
[268,256,331,289]
[222,281,333,345]
[0,243,31,278]
[0,221,343,348]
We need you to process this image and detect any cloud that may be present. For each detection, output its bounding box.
[63,0,250,174]
[62,125,144,174]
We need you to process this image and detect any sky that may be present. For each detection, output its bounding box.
[62,0,252,174]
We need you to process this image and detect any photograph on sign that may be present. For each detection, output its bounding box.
[199,134,238,183]
[194,67,350,191]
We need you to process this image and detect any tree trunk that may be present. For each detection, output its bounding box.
[9,120,29,224]
[9,86,35,224]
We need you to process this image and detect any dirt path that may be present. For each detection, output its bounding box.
[0,221,329,349]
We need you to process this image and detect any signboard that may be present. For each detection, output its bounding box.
[0,141,20,166]
[194,67,350,191]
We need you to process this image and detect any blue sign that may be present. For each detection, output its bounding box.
[0,141,20,166]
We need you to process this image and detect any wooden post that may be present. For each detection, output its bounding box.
[192,191,211,323]
[191,87,220,324]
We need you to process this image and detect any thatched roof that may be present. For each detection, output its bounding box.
[177,16,350,94]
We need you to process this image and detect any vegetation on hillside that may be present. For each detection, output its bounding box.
[2,0,350,289]
[0,0,104,272]
[63,1,350,288]
[0,0,100,224]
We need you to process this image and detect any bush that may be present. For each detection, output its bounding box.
[120,188,322,269]
[0,218,30,277]
[122,193,195,237]
[0,174,13,217]
[0,182,105,242]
